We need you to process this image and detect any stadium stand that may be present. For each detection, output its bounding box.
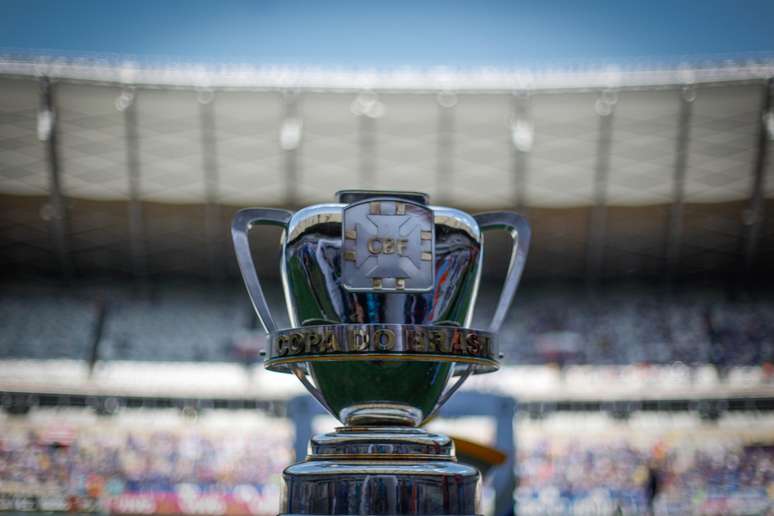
[1,409,771,515]
[0,409,289,514]
[2,279,773,369]
[99,286,249,362]
[517,441,774,514]
[0,286,96,360]
[516,412,774,514]
[502,286,774,367]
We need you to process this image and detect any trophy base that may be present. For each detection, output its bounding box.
[279,426,481,516]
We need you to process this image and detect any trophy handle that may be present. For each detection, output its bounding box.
[421,212,529,425]
[232,208,337,416]
[231,208,294,334]
[474,211,532,333]
[420,364,474,425]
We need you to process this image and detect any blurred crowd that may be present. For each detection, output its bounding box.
[1,410,773,514]
[497,287,774,368]
[1,282,773,368]
[0,413,290,514]
[517,440,774,514]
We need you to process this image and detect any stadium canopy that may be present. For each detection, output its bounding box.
[0,58,772,282]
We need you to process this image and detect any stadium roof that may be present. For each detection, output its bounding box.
[0,59,772,281]
[1,55,774,91]
[1,57,771,206]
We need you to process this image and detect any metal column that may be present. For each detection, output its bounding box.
[199,89,223,281]
[359,108,376,188]
[742,79,773,278]
[586,90,616,285]
[665,86,694,285]
[511,92,531,211]
[282,92,301,206]
[39,77,72,279]
[121,88,147,280]
[436,92,456,205]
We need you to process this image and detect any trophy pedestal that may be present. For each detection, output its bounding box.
[280,427,481,516]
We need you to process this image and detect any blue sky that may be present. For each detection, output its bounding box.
[2,0,773,67]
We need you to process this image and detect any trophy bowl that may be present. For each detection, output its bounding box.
[306,359,453,427]
[265,322,498,426]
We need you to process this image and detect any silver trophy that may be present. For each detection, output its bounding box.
[232,190,530,516]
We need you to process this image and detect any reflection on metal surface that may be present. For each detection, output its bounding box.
[284,427,479,516]
[282,202,482,329]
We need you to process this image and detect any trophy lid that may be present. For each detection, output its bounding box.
[335,189,429,205]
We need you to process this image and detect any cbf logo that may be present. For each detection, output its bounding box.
[341,199,434,292]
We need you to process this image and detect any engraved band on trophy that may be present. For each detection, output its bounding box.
[232,190,530,516]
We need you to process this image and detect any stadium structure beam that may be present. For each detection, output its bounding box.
[665,86,694,285]
[282,92,301,206]
[742,78,773,277]
[87,297,108,373]
[436,92,456,204]
[6,58,774,92]
[358,93,377,189]
[586,90,616,285]
[4,390,773,414]
[39,77,73,279]
[122,88,147,280]
[198,89,223,281]
[511,92,531,211]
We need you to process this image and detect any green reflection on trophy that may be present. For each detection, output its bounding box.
[232,191,530,516]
